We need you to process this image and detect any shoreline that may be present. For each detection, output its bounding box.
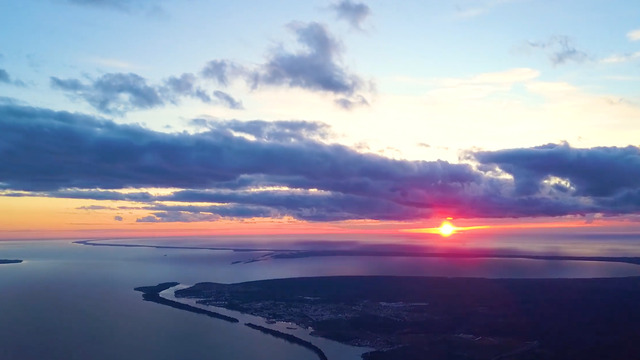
[136,282,330,360]
[0,259,22,264]
[134,283,239,323]
[173,275,640,360]
[76,239,640,267]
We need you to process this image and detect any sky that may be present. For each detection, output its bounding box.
[1,0,640,240]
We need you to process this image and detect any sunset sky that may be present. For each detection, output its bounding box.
[1,0,640,239]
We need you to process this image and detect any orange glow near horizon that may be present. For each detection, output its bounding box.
[401,218,619,236]
[2,196,640,241]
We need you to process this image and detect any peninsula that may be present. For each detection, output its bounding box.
[0,259,22,264]
[175,276,640,360]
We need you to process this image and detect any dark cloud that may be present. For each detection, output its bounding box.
[331,0,371,29]
[163,73,212,103]
[153,189,432,221]
[0,69,9,83]
[137,211,220,223]
[253,22,363,95]
[51,73,164,115]
[51,72,224,115]
[191,118,331,142]
[212,90,243,109]
[0,69,26,87]
[0,104,481,221]
[473,143,640,197]
[201,60,243,86]
[77,205,113,210]
[199,22,371,108]
[114,215,123,221]
[3,103,640,221]
[526,36,588,65]
[335,94,369,110]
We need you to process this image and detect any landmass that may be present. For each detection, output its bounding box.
[134,282,239,323]
[0,259,22,264]
[135,282,327,360]
[76,239,640,266]
[176,276,640,360]
[245,322,328,360]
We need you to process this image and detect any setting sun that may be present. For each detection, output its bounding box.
[438,221,456,237]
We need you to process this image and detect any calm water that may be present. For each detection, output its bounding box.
[2,236,640,360]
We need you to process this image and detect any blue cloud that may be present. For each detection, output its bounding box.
[331,0,371,29]
[0,69,26,87]
[51,72,223,115]
[51,73,163,115]
[254,22,363,95]
[3,104,639,221]
[212,90,243,110]
[526,36,588,65]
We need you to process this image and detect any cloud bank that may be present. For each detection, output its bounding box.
[50,72,243,114]
[2,104,640,222]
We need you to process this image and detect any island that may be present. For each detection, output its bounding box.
[174,276,640,360]
[0,259,22,264]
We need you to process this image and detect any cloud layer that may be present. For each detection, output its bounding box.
[2,104,640,222]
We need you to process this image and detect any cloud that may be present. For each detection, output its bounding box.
[253,22,362,95]
[136,211,220,223]
[601,52,640,64]
[114,215,123,221]
[191,118,331,142]
[627,29,640,42]
[526,36,588,65]
[473,143,640,198]
[212,90,243,109]
[51,72,222,115]
[334,94,369,110]
[3,103,640,221]
[0,69,9,83]
[201,60,243,86]
[0,69,26,87]
[163,73,212,103]
[331,0,371,29]
[77,205,113,210]
[200,22,371,108]
[51,73,164,115]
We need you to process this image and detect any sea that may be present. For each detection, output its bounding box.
[2,233,640,360]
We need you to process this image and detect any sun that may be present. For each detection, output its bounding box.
[438,221,456,237]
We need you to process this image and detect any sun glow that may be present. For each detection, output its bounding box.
[438,221,456,237]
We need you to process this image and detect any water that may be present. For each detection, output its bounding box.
[1,236,640,360]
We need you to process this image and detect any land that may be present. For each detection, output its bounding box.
[76,239,640,266]
[176,276,640,360]
[135,282,328,359]
[0,259,22,264]
[134,282,239,323]
[245,322,328,360]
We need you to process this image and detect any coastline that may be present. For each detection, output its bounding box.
[76,239,640,267]
[171,275,640,360]
[0,259,22,264]
[136,282,331,360]
[134,283,239,323]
